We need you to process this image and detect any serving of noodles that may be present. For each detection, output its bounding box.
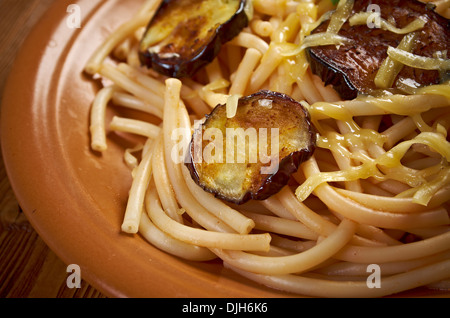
[84,0,450,297]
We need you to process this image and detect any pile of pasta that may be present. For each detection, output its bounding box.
[85,0,450,297]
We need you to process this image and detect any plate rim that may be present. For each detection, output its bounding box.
[1,0,448,299]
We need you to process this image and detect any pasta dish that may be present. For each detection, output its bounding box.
[84,0,450,297]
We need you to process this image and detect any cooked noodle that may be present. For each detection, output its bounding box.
[85,0,450,297]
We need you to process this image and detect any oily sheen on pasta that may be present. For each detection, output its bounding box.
[85,0,450,297]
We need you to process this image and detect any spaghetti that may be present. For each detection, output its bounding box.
[85,0,450,297]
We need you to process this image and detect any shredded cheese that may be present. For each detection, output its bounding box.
[374,32,418,89]
[387,47,450,71]
[296,131,450,204]
[327,0,354,34]
[349,12,427,34]
[281,32,350,56]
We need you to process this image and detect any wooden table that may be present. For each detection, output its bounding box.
[0,0,105,298]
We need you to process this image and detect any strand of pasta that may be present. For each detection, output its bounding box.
[110,116,161,139]
[271,12,301,44]
[252,0,287,17]
[240,210,319,240]
[116,63,166,98]
[248,43,285,92]
[315,250,450,277]
[111,91,163,119]
[211,218,356,275]
[84,0,158,74]
[197,79,230,108]
[311,74,341,102]
[250,17,274,38]
[151,136,184,224]
[334,230,450,264]
[261,196,297,220]
[121,137,155,234]
[123,143,144,172]
[145,182,271,252]
[228,32,270,54]
[373,179,413,196]
[99,63,164,109]
[139,212,216,262]
[295,69,323,104]
[343,222,401,246]
[179,84,211,117]
[225,258,450,298]
[278,185,400,246]
[229,48,262,95]
[276,186,336,236]
[90,85,116,152]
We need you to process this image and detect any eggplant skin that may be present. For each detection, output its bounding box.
[185,90,316,205]
[139,0,248,78]
[307,0,450,100]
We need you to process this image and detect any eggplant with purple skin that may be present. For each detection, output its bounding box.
[185,90,316,205]
[139,0,249,78]
[307,0,450,100]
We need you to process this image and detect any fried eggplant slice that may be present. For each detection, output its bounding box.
[139,0,249,78]
[185,90,316,205]
[307,0,450,100]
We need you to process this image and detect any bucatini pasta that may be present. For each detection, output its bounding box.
[85,0,450,297]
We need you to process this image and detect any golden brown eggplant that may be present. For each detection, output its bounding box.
[307,0,450,100]
[139,0,249,78]
[185,90,316,205]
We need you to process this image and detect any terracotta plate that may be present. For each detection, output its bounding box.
[1,0,447,298]
[1,0,291,298]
